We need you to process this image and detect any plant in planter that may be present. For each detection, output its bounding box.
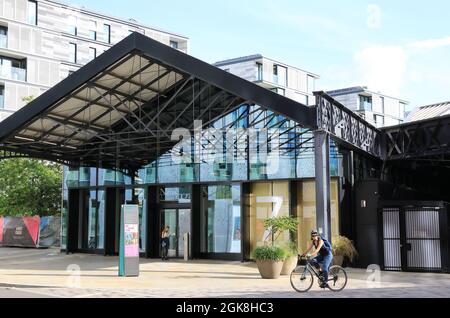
[252,216,299,278]
[332,235,358,266]
[280,241,299,275]
[252,245,286,279]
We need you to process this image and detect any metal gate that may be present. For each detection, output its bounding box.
[380,202,449,272]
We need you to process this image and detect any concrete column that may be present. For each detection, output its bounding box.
[314,130,332,241]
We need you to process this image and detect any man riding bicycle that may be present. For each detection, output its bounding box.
[301,230,333,288]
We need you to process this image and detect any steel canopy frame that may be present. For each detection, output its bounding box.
[0,32,320,171]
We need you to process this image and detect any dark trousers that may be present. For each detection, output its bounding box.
[161,238,169,259]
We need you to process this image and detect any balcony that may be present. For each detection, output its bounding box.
[0,65,26,81]
[0,34,7,48]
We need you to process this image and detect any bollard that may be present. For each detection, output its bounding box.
[184,232,190,261]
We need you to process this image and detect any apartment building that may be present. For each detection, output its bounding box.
[0,0,189,122]
[327,86,408,128]
[214,54,319,106]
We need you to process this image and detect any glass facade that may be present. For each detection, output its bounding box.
[61,102,344,259]
[200,185,241,253]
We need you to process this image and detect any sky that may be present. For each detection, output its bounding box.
[69,0,450,110]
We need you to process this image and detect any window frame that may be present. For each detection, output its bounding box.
[27,0,38,25]
[89,20,97,41]
[69,42,77,64]
[103,24,111,44]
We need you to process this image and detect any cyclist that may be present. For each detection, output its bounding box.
[301,230,333,288]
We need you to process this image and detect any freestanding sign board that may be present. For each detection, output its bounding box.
[119,204,139,277]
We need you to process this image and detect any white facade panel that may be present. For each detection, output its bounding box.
[0,0,188,120]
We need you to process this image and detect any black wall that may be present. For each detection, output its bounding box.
[354,179,419,268]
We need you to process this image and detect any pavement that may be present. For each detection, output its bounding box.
[0,247,449,298]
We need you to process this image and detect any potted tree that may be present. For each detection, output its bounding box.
[252,216,299,278]
[332,235,358,266]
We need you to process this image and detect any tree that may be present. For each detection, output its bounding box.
[263,216,299,246]
[0,158,62,216]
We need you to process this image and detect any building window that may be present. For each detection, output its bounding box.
[399,102,406,119]
[359,95,372,111]
[0,26,7,48]
[69,43,77,63]
[170,41,178,49]
[307,75,315,94]
[270,87,285,96]
[89,21,97,40]
[256,62,263,81]
[103,24,111,43]
[68,16,77,35]
[273,64,287,86]
[89,47,96,61]
[380,96,385,114]
[0,85,4,109]
[0,56,27,81]
[28,1,38,25]
[373,114,384,127]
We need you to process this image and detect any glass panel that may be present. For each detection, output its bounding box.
[97,190,105,249]
[61,188,68,249]
[159,186,191,204]
[137,188,147,253]
[178,209,191,257]
[28,1,37,25]
[103,24,111,43]
[79,167,90,187]
[89,21,97,40]
[87,189,97,249]
[256,63,263,81]
[249,181,289,254]
[201,185,241,253]
[162,209,177,257]
[137,162,156,184]
[200,107,248,182]
[64,166,79,188]
[296,179,340,251]
[0,27,7,48]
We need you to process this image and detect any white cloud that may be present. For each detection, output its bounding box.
[366,4,381,29]
[409,37,450,50]
[354,46,407,96]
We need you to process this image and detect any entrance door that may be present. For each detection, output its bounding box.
[160,208,191,258]
[381,206,443,271]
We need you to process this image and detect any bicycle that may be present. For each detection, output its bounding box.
[290,254,347,292]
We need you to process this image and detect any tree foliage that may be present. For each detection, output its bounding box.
[0,158,62,216]
[263,216,299,246]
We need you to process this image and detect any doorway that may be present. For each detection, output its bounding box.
[160,208,191,258]
[104,188,125,255]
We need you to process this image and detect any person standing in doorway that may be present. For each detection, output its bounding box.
[161,226,170,261]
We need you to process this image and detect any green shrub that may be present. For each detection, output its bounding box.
[332,235,358,262]
[253,245,286,261]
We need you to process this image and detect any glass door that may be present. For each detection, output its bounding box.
[178,209,191,258]
[161,208,191,258]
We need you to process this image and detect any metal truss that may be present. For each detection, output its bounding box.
[383,114,450,160]
[314,91,382,158]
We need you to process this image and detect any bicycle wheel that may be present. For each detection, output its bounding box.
[327,265,347,292]
[290,266,314,292]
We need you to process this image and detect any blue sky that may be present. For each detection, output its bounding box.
[71,0,450,109]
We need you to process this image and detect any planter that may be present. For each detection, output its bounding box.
[256,260,284,279]
[280,256,297,275]
[333,255,344,266]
